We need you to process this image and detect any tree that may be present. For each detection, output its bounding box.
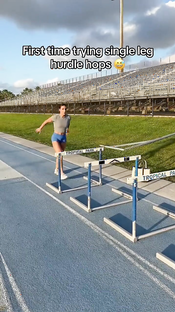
[0,89,15,101]
[21,88,33,95]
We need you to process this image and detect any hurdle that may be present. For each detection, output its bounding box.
[46,147,104,194]
[70,155,141,213]
[104,163,175,242]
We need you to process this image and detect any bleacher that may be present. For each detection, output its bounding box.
[1,62,175,108]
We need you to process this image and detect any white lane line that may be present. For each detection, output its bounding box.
[0,273,13,312]
[17,172,175,299]
[0,253,32,312]
[0,139,83,174]
[0,139,55,164]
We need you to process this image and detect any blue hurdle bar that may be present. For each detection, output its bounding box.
[88,163,91,212]
[99,149,102,185]
[132,157,138,241]
[58,154,61,193]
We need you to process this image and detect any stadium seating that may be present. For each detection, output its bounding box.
[1,62,175,112]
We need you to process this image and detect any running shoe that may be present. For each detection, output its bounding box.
[54,168,58,175]
[61,173,68,180]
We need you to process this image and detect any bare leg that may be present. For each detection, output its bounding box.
[60,142,66,174]
[52,141,64,174]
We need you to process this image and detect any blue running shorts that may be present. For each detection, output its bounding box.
[51,133,66,143]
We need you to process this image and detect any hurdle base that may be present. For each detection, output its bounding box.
[46,180,100,195]
[153,206,175,219]
[111,188,133,200]
[92,199,132,212]
[137,224,175,241]
[156,252,175,270]
[104,218,137,242]
[104,218,175,242]
[46,183,62,194]
[70,197,132,213]
[70,197,92,213]
[135,207,175,240]
[83,176,101,186]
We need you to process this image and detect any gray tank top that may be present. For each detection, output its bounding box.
[51,114,71,133]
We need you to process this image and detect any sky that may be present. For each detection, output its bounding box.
[1,0,175,94]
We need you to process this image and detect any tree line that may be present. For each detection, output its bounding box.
[0,86,41,101]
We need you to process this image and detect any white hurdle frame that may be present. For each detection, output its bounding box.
[153,206,175,219]
[84,155,141,168]
[104,164,175,242]
[46,147,104,194]
[70,155,141,213]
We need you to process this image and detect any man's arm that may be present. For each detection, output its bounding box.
[36,117,53,133]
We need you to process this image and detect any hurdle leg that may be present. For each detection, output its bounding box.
[103,159,138,242]
[88,163,92,212]
[58,154,62,193]
[70,163,92,213]
[99,149,102,185]
[132,179,137,241]
[132,157,138,242]
[46,154,62,194]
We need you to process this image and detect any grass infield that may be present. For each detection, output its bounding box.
[0,113,175,181]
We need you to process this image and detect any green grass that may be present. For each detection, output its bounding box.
[1,113,175,181]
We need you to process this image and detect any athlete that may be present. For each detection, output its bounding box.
[35,104,71,180]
